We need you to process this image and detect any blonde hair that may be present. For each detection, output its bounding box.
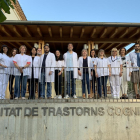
[19,45,27,53]
[111,48,118,56]
[81,49,88,56]
[98,49,106,58]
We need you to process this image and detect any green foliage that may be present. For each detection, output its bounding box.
[0,0,16,22]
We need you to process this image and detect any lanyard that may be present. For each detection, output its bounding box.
[111,56,117,62]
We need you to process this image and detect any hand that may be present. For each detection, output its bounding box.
[0,63,7,68]
[19,67,23,73]
[129,72,131,77]
[58,71,62,76]
[95,73,98,78]
[78,71,82,76]
[91,71,93,76]
[49,71,53,75]
[109,72,111,77]
[119,72,122,77]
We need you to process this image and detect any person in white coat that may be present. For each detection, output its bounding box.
[129,43,140,99]
[108,48,122,99]
[13,45,31,100]
[38,44,55,99]
[28,47,40,99]
[90,49,96,98]
[54,50,64,99]
[9,48,18,99]
[94,49,111,99]
[78,49,92,99]
[63,43,78,99]
[0,45,11,99]
[120,48,132,99]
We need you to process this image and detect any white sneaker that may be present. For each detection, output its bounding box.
[15,97,18,100]
[73,95,77,99]
[54,95,58,99]
[64,95,70,99]
[22,97,26,100]
[58,95,62,99]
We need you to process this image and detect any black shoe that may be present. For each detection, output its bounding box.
[120,96,124,99]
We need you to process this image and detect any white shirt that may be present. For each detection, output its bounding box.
[94,57,110,77]
[108,56,122,75]
[13,54,31,76]
[10,56,15,75]
[55,60,64,71]
[90,58,96,70]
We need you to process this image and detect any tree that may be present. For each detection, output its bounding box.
[0,0,16,23]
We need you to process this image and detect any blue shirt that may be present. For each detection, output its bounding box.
[66,51,73,71]
[136,53,140,67]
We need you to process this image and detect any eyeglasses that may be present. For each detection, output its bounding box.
[112,51,117,52]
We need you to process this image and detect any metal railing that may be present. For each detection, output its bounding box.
[0,67,139,102]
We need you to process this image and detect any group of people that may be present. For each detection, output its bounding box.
[0,43,140,100]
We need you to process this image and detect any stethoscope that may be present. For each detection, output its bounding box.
[111,56,118,62]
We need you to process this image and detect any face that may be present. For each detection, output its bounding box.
[31,48,36,55]
[44,46,50,53]
[37,49,42,55]
[120,48,125,56]
[20,46,26,53]
[135,44,140,51]
[99,50,104,56]
[82,50,87,56]
[68,44,73,51]
[55,51,60,57]
[91,50,95,57]
[12,49,17,56]
[112,49,117,56]
[3,47,8,54]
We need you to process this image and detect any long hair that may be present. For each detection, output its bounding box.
[55,50,63,61]
[81,49,88,56]
[1,45,9,55]
[90,49,96,57]
[119,47,127,56]
[11,48,18,57]
[30,47,37,56]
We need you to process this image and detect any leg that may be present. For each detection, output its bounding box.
[0,74,4,99]
[102,76,108,97]
[71,71,76,97]
[97,77,102,97]
[47,82,52,98]
[66,71,70,96]
[21,76,28,97]
[39,73,45,98]
[115,75,121,98]
[86,73,90,95]
[59,73,62,95]
[14,76,21,98]
[109,75,116,98]
[82,73,86,95]
[55,70,58,95]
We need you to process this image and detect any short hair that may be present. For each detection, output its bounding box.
[19,45,27,53]
[134,43,140,46]
[111,48,118,56]
[119,47,127,55]
[98,49,106,58]
[30,47,37,56]
[68,43,73,47]
[11,48,18,56]
[81,49,88,56]
[44,43,50,48]
[90,49,96,57]
[1,45,8,54]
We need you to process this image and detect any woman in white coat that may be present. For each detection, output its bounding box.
[9,48,18,99]
[28,47,40,99]
[78,49,92,99]
[38,44,55,99]
[0,45,11,99]
[119,48,132,99]
[54,50,64,99]
[94,49,111,99]
[108,48,123,99]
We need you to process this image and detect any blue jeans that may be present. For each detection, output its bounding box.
[39,72,52,98]
[66,71,76,97]
[97,76,108,97]
[14,74,28,98]
[82,73,90,94]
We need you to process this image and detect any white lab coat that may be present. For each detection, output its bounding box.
[28,56,40,79]
[13,54,31,76]
[108,56,122,75]
[94,57,110,77]
[129,52,140,71]
[63,52,78,81]
[38,52,55,82]
[0,53,11,99]
[78,56,92,80]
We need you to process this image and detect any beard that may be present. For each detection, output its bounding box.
[135,49,139,51]
[45,51,49,53]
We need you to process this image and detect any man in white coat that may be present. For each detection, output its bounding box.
[63,43,78,99]
[39,44,55,99]
[129,43,140,99]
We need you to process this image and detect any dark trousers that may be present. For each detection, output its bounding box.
[55,70,62,95]
[9,75,15,95]
[28,78,37,99]
[97,76,108,97]
[82,72,90,94]
[91,70,96,94]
